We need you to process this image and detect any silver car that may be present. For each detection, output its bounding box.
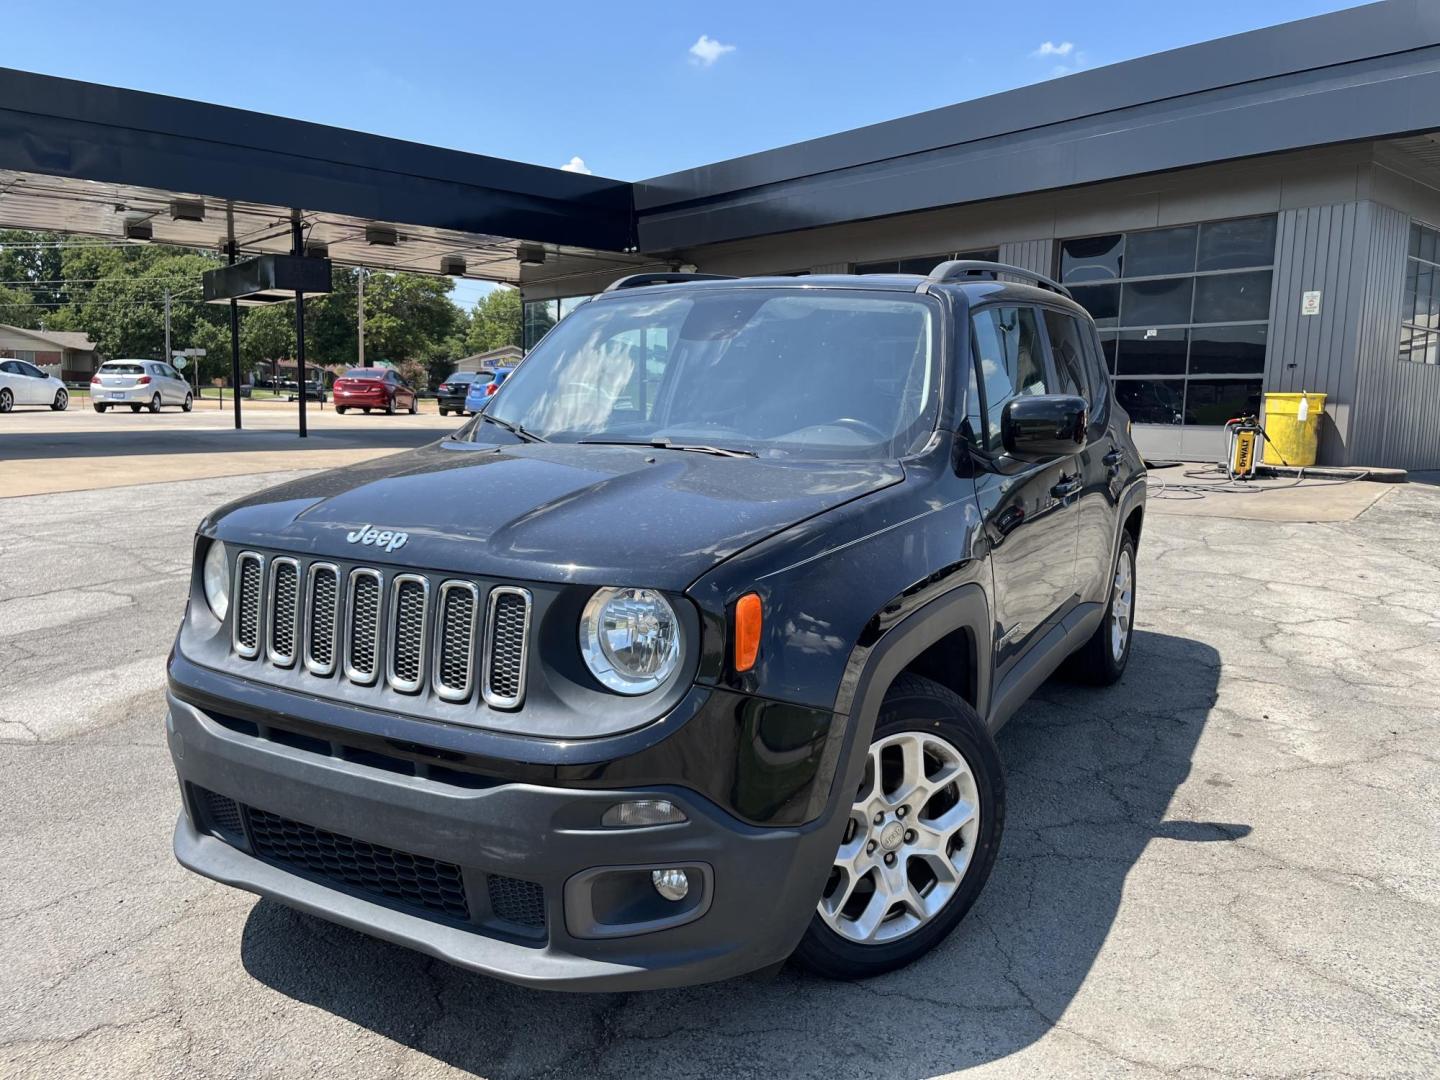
[91,360,194,414]
[0,358,69,412]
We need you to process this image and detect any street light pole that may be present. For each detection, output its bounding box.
[227,240,242,430]
[292,216,307,439]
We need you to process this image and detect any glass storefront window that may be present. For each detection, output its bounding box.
[1400,222,1440,364]
[855,248,1000,276]
[1061,214,1277,428]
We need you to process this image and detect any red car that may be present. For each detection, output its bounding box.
[333,368,418,415]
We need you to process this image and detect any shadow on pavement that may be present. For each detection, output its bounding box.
[240,629,1238,1078]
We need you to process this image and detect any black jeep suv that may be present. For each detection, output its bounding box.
[167,262,1145,990]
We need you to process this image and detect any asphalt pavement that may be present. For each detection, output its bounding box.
[1,470,1437,1079]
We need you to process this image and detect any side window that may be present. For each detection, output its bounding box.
[18,361,44,378]
[1042,309,1089,400]
[971,306,1048,453]
[0,361,19,375]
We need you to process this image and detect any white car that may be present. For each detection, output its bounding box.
[0,358,69,412]
[90,360,194,414]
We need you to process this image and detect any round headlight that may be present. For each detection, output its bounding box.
[202,540,230,621]
[580,587,682,694]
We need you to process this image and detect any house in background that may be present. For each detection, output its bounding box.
[0,325,99,382]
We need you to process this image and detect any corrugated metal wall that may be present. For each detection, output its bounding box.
[1266,203,1370,465]
[1000,239,1053,278]
[1351,205,1440,470]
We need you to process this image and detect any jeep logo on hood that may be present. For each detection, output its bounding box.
[345,524,409,553]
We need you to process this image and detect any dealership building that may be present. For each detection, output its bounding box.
[2,0,1439,467]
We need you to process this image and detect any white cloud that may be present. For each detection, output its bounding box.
[689,34,736,67]
[560,156,592,175]
[1032,41,1074,58]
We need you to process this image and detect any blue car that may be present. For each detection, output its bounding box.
[464,366,513,414]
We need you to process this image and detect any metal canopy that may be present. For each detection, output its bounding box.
[0,66,644,283]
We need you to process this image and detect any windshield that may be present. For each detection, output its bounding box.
[468,289,940,459]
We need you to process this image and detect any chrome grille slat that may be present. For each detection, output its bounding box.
[386,575,430,694]
[303,563,340,676]
[482,586,532,709]
[267,557,300,667]
[232,552,264,659]
[344,568,384,685]
[433,581,479,702]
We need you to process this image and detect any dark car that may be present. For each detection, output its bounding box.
[333,367,418,415]
[285,379,327,403]
[436,371,487,417]
[169,263,1144,991]
[463,366,513,414]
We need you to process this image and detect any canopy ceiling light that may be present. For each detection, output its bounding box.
[170,198,205,222]
[304,240,330,260]
[202,253,333,306]
[365,223,397,246]
[518,244,545,266]
[123,216,153,241]
[440,255,466,276]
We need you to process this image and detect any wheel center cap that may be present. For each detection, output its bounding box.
[879,821,905,851]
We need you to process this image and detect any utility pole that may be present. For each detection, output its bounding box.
[291,216,308,439]
[357,268,366,367]
[163,289,172,363]
[227,240,242,430]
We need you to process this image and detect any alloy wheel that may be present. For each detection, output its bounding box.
[818,730,981,944]
[1110,548,1134,662]
[0,388,11,412]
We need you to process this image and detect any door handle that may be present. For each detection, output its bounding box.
[1050,475,1082,500]
[1103,449,1125,469]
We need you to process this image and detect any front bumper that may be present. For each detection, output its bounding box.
[166,691,847,991]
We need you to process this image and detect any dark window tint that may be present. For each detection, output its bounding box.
[899,256,946,275]
[1193,271,1272,323]
[972,306,1048,452]
[17,361,44,377]
[1184,379,1262,425]
[1042,310,1089,399]
[1124,226,1197,278]
[1069,284,1120,328]
[1196,217,1278,271]
[1115,379,1185,425]
[0,361,19,374]
[101,363,145,375]
[1189,325,1267,374]
[1121,278,1193,326]
[1116,329,1188,376]
[1097,332,1118,373]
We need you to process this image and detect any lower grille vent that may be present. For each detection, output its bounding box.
[247,805,469,920]
[488,875,547,928]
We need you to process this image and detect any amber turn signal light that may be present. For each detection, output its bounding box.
[734,592,762,672]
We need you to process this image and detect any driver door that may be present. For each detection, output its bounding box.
[965,304,1082,677]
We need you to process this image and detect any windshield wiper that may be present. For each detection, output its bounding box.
[478,413,545,443]
[578,437,756,459]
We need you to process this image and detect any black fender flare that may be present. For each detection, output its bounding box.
[824,583,993,814]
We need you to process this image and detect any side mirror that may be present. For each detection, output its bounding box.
[1001,394,1089,458]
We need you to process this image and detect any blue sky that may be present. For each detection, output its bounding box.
[9,0,1362,308]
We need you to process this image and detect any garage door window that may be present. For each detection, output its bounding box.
[1061,215,1276,428]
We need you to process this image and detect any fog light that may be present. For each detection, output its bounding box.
[602,799,687,828]
[652,868,689,902]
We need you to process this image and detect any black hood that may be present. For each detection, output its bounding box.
[205,440,903,590]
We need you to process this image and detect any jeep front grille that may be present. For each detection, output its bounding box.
[345,569,383,684]
[227,550,532,712]
[267,558,300,667]
[233,552,264,659]
[482,587,531,709]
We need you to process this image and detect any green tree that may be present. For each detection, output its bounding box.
[466,286,521,352]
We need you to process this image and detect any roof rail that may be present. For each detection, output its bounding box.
[921,260,1072,299]
[603,272,736,292]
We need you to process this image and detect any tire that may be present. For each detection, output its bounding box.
[791,674,1005,980]
[0,388,11,413]
[148,393,162,414]
[52,389,69,411]
[408,396,418,415]
[1064,530,1136,686]
[130,404,142,413]
[362,407,371,415]
[182,393,193,412]
[94,403,107,413]
[385,395,397,416]
[439,407,449,417]
[336,406,348,415]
